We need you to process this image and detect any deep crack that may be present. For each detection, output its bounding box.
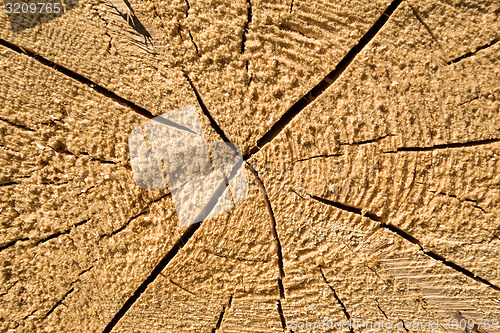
[212,294,233,332]
[102,151,241,332]
[183,73,231,143]
[448,36,500,65]
[105,0,153,46]
[102,222,203,332]
[276,299,290,332]
[244,0,404,159]
[241,0,252,55]
[0,38,157,121]
[319,267,354,333]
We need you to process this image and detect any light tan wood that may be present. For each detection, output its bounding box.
[0,44,219,332]
[0,0,409,153]
[0,0,499,332]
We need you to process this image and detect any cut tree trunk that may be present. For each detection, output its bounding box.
[0,0,499,332]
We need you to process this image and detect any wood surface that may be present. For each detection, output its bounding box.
[0,0,499,332]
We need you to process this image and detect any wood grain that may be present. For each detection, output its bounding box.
[0,0,499,332]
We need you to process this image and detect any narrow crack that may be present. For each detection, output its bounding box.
[162,275,196,296]
[184,0,199,56]
[0,237,29,252]
[385,138,500,153]
[290,188,305,199]
[422,187,485,213]
[77,184,98,196]
[294,134,393,162]
[409,5,447,62]
[40,181,70,186]
[0,116,36,132]
[65,264,97,292]
[188,31,200,56]
[400,319,410,332]
[41,142,121,165]
[0,176,30,187]
[104,211,148,238]
[100,193,170,239]
[42,287,74,319]
[243,0,404,159]
[183,72,231,142]
[294,153,343,163]
[458,95,482,106]
[309,195,500,292]
[319,266,354,333]
[339,134,394,146]
[0,181,20,188]
[77,264,95,278]
[212,294,233,333]
[375,299,388,319]
[289,0,294,14]
[80,152,119,165]
[0,218,91,252]
[0,38,157,121]
[242,0,253,74]
[247,162,286,299]
[21,309,37,321]
[447,36,500,65]
[35,218,91,246]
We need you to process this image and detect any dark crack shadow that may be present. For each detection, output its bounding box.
[308,195,500,292]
